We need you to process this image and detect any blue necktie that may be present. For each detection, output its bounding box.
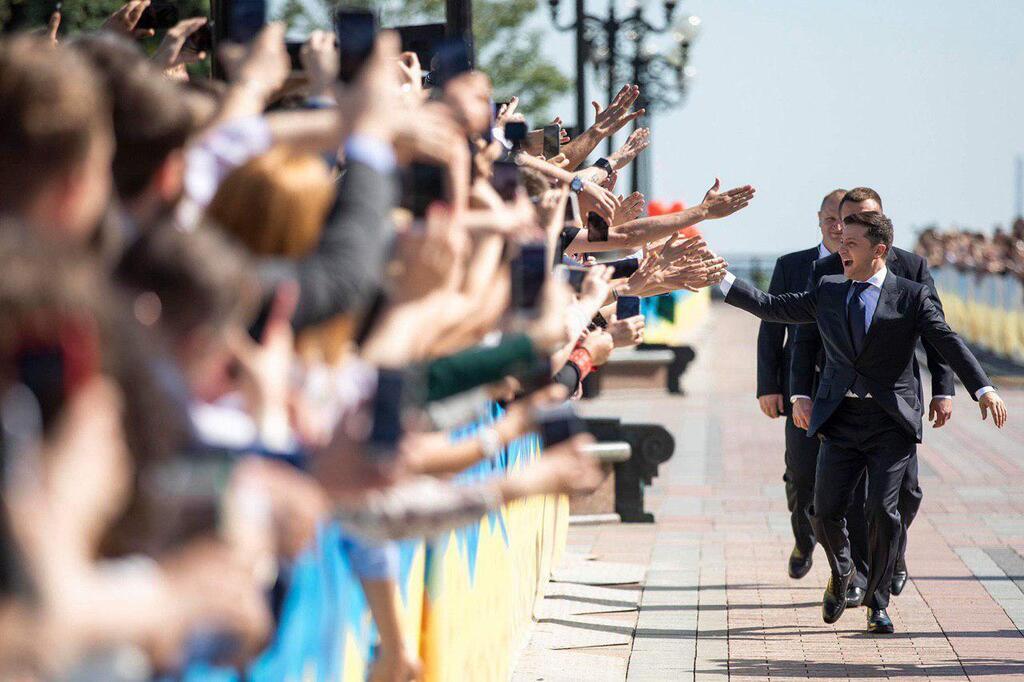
[847,281,872,397]
[847,281,871,355]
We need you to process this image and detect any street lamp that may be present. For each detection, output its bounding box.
[548,0,700,194]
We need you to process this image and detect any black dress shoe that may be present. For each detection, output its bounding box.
[822,569,854,624]
[867,608,894,634]
[845,584,866,608]
[788,547,813,580]
[891,569,908,596]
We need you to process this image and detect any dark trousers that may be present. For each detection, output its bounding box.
[812,399,915,611]
[845,453,922,589]
[784,413,820,554]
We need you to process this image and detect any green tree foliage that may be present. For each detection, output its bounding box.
[318,0,570,122]
[1,0,569,121]
[1,0,209,34]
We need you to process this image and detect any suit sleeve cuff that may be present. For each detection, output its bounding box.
[975,386,995,400]
[790,395,811,404]
[719,271,736,296]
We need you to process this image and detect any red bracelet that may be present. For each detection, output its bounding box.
[568,346,595,378]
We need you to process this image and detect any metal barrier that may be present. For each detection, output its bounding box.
[932,267,1024,364]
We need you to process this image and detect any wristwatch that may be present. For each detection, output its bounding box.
[593,157,614,175]
[570,176,585,194]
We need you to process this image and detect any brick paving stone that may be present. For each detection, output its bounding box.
[514,304,1024,681]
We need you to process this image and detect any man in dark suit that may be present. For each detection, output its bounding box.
[717,211,1007,634]
[757,188,846,580]
[790,187,955,607]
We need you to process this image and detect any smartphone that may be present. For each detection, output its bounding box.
[558,264,588,293]
[366,368,405,460]
[510,243,547,312]
[225,0,265,43]
[533,403,586,448]
[587,212,609,242]
[609,257,640,279]
[504,121,528,150]
[543,124,561,159]
[401,162,445,219]
[491,160,521,202]
[185,22,213,54]
[617,295,641,320]
[335,8,377,83]
[135,0,180,30]
[14,320,99,432]
[396,23,445,74]
[433,37,472,86]
[285,40,303,71]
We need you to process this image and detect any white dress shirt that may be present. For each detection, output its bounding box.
[817,242,831,259]
[717,268,994,404]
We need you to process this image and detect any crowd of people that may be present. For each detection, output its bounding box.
[915,217,1024,279]
[0,4,755,679]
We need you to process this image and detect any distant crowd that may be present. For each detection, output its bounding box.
[915,217,1024,279]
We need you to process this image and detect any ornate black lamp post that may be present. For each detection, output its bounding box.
[548,0,700,194]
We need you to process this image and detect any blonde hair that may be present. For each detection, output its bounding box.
[206,146,356,364]
[206,145,334,258]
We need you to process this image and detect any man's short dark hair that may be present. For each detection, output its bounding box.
[0,36,110,213]
[843,211,893,252]
[839,186,883,213]
[821,188,847,210]
[71,33,192,201]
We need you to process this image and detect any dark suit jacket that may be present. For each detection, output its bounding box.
[789,247,956,401]
[259,160,397,330]
[756,246,820,399]
[726,273,991,443]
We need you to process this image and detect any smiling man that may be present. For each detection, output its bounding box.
[789,187,955,610]
[709,210,1007,635]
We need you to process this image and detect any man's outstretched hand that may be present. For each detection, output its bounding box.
[701,178,756,220]
[979,391,1007,428]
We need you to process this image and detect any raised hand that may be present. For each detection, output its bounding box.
[153,17,208,74]
[608,127,651,170]
[101,1,156,39]
[495,96,521,128]
[979,391,1007,428]
[608,314,645,348]
[591,84,644,137]
[578,180,617,223]
[302,30,340,98]
[701,178,756,220]
[613,192,646,225]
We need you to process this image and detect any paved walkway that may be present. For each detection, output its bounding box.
[514,303,1024,681]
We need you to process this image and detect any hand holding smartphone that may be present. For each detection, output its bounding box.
[542,124,561,159]
[587,212,609,242]
[616,295,641,320]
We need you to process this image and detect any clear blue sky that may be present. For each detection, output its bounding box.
[531,0,1024,255]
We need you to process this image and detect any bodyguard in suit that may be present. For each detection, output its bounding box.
[756,188,846,580]
[790,187,955,606]
[718,211,1007,634]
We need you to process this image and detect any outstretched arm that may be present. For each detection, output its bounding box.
[566,178,756,254]
[914,294,1006,427]
[720,274,818,325]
